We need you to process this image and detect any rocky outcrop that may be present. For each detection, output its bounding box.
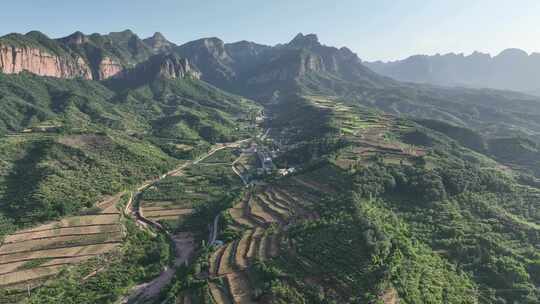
[246,33,382,87]
[173,32,388,97]
[246,50,323,85]
[288,33,322,49]
[174,37,236,87]
[156,55,200,80]
[0,30,159,81]
[0,45,93,79]
[122,53,200,84]
[58,31,88,46]
[98,56,123,80]
[299,52,324,75]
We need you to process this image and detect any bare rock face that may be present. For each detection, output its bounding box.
[98,57,124,80]
[0,31,157,81]
[122,53,200,84]
[299,52,324,75]
[289,33,321,49]
[157,55,200,79]
[0,45,93,79]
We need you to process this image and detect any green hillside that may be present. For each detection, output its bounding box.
[254,94,540,303]
[0,72,258,235]
[0,30,539,304]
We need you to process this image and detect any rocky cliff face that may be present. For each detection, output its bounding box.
[97,56,123,80]
[0,43,128,80]
[0,45,93,79]
[122,53,200,84]
[285,33,382,84]
[154,54,200,80]
[0,30,160,81]
[242,33,386,90]
[173,37,239,89]
[172,32,388,98]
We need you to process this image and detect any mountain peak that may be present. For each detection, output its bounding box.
[123,53,200,84]
[202,37,226,47]
[107,29,138,41]
[496,48,529,59]
[152,32,166,40]
[289,33,320,48]
[151,53,200,80]
[60,31,88,45]
[143,32,176,52]
[119,29,135,35]
[178,37,229,60]
[469,51,491,59]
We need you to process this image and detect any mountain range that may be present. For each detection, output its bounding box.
[2,30,540,143]
[365,49,540,95]
[4,30,540,96]
[1,29,540,304]
[2,29,540,142]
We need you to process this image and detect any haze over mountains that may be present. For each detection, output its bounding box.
[2,29,540,176]
[1,28,540,304]
[2,30,540,142]
[366,49,540,95]
[3,29,540,95]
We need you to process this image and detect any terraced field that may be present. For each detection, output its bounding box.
[0,193,125,290]
[199,147,239,164]
[305,95,427,169]
[140,200,195,222]
[232,149,257,183]
[209,282,233,304]
[208,182,318,303]
[139,154,243,228]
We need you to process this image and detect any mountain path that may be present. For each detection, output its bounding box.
[121,139,250,303]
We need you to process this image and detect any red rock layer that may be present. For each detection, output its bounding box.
[97,57,123,80]
[0,45,93,79]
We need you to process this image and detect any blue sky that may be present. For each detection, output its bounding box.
[1,0,539,61]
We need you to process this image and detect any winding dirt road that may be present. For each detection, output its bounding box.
[122,139,251,303]
[124,233,195,303]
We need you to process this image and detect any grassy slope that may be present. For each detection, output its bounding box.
[0,73,258,235]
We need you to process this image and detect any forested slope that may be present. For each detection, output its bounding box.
[0,72,258,237]
[254,94,540,303]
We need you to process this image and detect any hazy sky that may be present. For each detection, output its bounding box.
[2,0,539,61]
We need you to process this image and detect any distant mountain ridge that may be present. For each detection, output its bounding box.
[172,32,389,99]
[365,49,540,93]
[0,30,182,81]
[143,32,177,52]
[2,29,540,144]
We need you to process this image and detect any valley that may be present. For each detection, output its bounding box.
[0,28,538,304]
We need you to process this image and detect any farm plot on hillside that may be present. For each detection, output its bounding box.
[199,147,240,164]
[306,96,427,170]
[140,160,243,228]
[0,194,125,290]
[205,179,321,302]
[233,151,257,182]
